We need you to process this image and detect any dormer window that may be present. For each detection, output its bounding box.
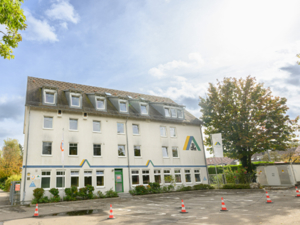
[69,92,82,108]
[164,108,170,117]
[140,103,148,115]
[178,109,183,118]
[170,108,177,118]
[43,89,57,105]
[45,92,54,104]
[96,97,105,110]
[119,100,127,112]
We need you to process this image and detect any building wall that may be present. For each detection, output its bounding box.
[21,107,207,202]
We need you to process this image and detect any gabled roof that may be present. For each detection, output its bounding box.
[25,77,201,125]
[206,157,237,165]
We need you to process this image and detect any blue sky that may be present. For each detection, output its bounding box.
[1,0,300,150]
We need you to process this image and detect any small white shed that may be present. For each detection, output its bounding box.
[256,164,300,186]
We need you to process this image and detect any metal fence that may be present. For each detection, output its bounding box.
[209,174,256,188]
[9,181,21,205]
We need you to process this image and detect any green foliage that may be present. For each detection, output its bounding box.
[129,189,137,195]
[176,185,192,192]
[105,188,118,198]
[193,184,214,190]
[0,0,27,59]
[64,186,78,201]
[0,181,5,190]
[31,198,37,204]
[78,187,88,199]
[49,188,60,202]
[86,185,95,199]
[38,196,49,203]
[148,182,161,193]
[199,76,295,172]
[222,184,250,189]
[4,174,21,191]
[135,185,149,195]
[33,188,44,201]
[97,190,106,198]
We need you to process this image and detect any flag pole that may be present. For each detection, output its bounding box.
[61,128,64,201]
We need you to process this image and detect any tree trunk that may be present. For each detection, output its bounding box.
[240,155,248,168]
[247,155,253,174]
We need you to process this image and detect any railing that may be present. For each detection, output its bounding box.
[9,181,21,205]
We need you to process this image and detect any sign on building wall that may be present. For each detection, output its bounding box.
[183,136,201,151]
[211,133,223,157]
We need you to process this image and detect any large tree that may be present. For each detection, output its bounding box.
[0,139,22,178]
[199,76,295,173]
[0,0,27,59]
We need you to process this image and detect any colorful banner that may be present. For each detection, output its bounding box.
[211,133,223,157]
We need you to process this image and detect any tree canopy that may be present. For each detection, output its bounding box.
[0,0,27,59]
[0,138,22,179]
[199,76,295,172]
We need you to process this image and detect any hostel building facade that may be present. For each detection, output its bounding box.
[21,77,208,202]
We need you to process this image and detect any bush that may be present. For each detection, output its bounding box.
[33,188,45,201]
[135,185,148,195]
[97,190,106,198]
[78,187,88,199]
[86,185,95,199]
[162,186,168,192]
[105,188,118,198]
[129,189,137,195]
[148,182,161,193]
[64,186,78,201]
[222,184,250,189]
[193,184,214,190]
[4,174,21,192]
[39,196,49,203]
[49,188,60,202]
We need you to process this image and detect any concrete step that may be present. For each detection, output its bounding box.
[117,193,133,198]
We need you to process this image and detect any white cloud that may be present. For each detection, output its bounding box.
[46,0,79,24]
[60,22,68,29]
[23,11,58,42]
[148,52,204,78]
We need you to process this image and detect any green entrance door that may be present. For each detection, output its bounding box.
[115,169,124,192]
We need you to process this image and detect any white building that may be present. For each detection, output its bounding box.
[21,77,208,203]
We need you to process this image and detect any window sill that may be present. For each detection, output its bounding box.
[172,157,180,159]
[117,133,125,135]
[118,156,127,158]
[57,187,65,190]
[41,154,52,157]
[43,128,53,130]
[134,156,142,158]
[43,188,51,191]
[68,155,79,157]
[69,130,79,132]
[96,186,105,188]
[93,156,102,158]
[93,131,102,133]
[133,134,140,136]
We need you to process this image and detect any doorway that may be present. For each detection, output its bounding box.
[114,169,124,192]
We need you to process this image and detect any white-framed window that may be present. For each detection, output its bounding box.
[117,122,125,134]
[42,142,52,155]
[170,127,176,137]
[131,170,139,185]
[69,119,78,130]
[41,171,51,189]
[56,171,65,188]
[178,109,183,118]
[119,100,127,112]
[175,169,182,183]
[118,145,126,156]
[172,147,179,158]
[93,121,101,132]
[134,145,141,157]
[142,170,150,184]
[84,171,92,186]
[164,170,171,183]
[93,144,101,156]
[96,97,105,110]
[160,126,167,137]
[164,108,170,117]
[154,170,161,183]
[194,169,201,183]
[96,170,104,187]
[132,124,139,135]
[170,108,177,118]
[44,117,53,129]
[162,146,168,158]
[70,93,81,107]
[70,171,79,187]
[44,89,56,104]
[69,143,78,155]
[185,170,191,183]
[140,103,148,114]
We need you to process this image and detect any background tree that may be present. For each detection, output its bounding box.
[281,147,300,163]
[261,151,283,162]
[199,76,295,173]
[0,0,27,59]
[0,138,22,179]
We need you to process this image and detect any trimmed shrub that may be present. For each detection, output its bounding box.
[135,185,148,195]
[64,186,78,201]
[105,188,118,198]
[97,190,106,198]
[33,188,44,202]
[193,184,214,190]
[78,187,88,199]
[4,174,21,192]
[49,188,60,202]
[222,184,250,189]
[86,185,95,199]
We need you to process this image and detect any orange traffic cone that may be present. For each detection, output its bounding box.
[108,204,115,219]
[265,191,273,203]
[33,204,39,217]
[295,186,300,197]
[180,199,188,213]
[220,197,228,211]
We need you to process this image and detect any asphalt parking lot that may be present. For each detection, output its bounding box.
[1,189,300,225]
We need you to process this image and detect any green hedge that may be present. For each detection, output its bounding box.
[208,162,275,174]
[222,184,250,189]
